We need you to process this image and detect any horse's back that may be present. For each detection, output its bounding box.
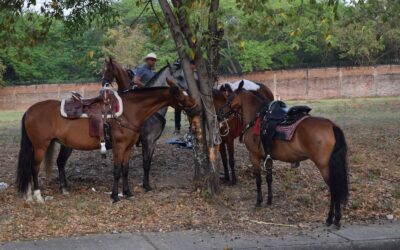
[272,116,336,163]
[257,83,274,101]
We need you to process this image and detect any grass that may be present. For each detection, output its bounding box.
[0,111,24,123]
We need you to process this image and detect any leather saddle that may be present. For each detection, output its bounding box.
[260,100,311,157]
[61,88,122,154]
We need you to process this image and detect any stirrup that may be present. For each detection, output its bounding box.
[263,155,273,171]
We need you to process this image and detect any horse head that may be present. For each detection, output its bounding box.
[101,57,132,92]
[217,80,245,120]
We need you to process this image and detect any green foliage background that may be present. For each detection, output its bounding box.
[0,0,399,85]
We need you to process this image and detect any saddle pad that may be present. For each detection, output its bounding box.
[275,115,310,141]
[60,89,123,119]
[253,115,310,140]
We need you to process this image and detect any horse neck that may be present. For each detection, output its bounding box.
[240,92,264,125]
[114,65,131,92]
[123,88,172,125]
[146,67,170,87]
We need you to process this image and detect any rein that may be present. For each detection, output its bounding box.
[218,92,268,137]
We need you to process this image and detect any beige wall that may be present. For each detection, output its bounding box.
[1,65,400,110]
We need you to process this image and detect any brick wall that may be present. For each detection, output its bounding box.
[1,65,400,110]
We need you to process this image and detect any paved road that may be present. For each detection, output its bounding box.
[2,221,399,250]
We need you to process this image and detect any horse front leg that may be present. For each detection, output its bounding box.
[250,153,263,207]
[111,165,122,203]
[265,159,273,205]
[219,141,230,183]
[56,145,73,195]
[111,144,125,203]
[227,138,237,185]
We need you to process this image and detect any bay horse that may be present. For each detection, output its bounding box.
[218,82,349,228]
[17,79,198,203]
[213,82,274,185]
[54,59,189,195]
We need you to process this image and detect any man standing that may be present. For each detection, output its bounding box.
[134,52,157,87]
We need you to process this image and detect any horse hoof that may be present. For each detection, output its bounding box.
[143,185,153,192]
[110,194,120,203]
[255,201,262,207]
[123,190,133,198]
[326,218,333,227]
[267,200,272,206]
[334,221,341,229]
[33,190,44,203]
[230,179,237,186]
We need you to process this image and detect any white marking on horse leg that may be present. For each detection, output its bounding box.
[25,183,33,202]
[61,188,70,195]
[33,189,44,203]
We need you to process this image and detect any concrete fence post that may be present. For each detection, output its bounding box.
[273,73,277,99]
[373,67,378,96]
[305,68,309,98]
[13,88,16,110]
[339,67,343,98]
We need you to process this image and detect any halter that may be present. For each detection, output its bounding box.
[217,91,238,121]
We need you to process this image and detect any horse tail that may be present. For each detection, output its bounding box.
[329,125,349,205]
[44,140,56,181]
[17,113,34,194]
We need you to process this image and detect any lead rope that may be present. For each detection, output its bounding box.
[199,94,222,145]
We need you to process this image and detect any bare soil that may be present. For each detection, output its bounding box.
[0,97,399,242]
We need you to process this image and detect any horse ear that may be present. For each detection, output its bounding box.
[109,56,113,63]
[224,83,233,93]
[238,80,244,91]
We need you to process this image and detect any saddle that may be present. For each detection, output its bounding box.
[60,87,123,155]
[259,100,311,160]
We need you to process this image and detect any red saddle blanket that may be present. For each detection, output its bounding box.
[253,115,310,141]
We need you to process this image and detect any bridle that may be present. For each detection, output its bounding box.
[217,91,238,121]
[101,62,133,93]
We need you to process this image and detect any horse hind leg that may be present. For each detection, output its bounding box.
[219,141,230,183]
[56,145,73,195]
[32,148,46,203]
[142,141,155,192]
[326,196,334,226]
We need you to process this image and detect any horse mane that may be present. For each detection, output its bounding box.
[145,65,170,85]
[249,90,268,101]
[110,60,127,73]
[118,86,170,96]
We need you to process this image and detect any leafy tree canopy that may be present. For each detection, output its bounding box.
[0,0,399,85]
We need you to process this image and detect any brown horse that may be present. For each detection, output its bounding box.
[17,82,198,203]
[213,83,274,185]
[218,82,349,228]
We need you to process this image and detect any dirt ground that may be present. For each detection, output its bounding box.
[0,96,399,242]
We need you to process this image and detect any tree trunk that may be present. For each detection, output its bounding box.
[158,0,220,194]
